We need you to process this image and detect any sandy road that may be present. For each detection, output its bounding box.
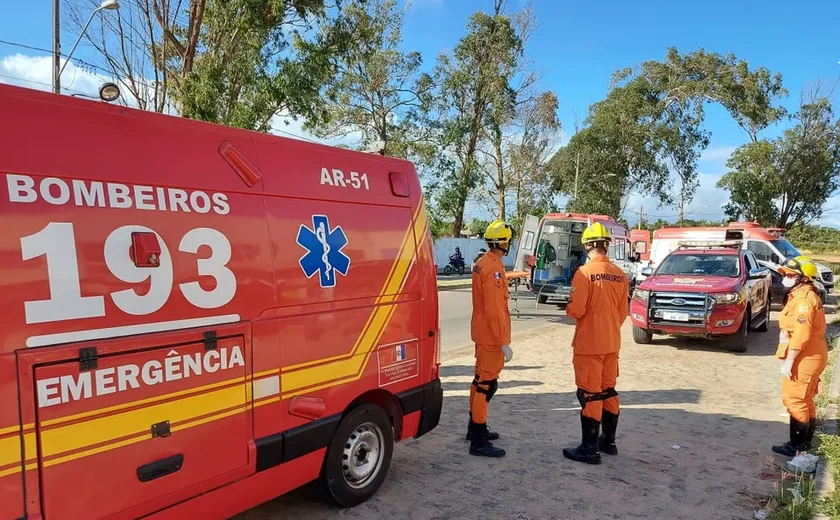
[236,307,837,520]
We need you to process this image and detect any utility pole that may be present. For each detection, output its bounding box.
[637,205,644,230]
[53,0,61,93]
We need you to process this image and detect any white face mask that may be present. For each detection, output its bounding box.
[782,276,798,288]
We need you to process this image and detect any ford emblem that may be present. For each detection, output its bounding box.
[672,298,687,306]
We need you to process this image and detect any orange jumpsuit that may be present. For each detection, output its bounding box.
[469,251,511,425]
[566,255,629,421]
[777,285,827,423]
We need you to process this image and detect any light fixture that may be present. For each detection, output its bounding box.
[99,82,121,102]
[100,0,120,9]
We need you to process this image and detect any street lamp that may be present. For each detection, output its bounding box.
[54,0,120,93]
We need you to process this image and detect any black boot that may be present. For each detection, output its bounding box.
[563,413,602,465]
[466,412,499,441]
[599,410,619,455]
[805,418,817,449]
[772,417,809,457]
[469,422,506,458]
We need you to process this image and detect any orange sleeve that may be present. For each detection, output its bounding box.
[482,267,507,346]
[788,300,815,351]
[566,268,590,319]
[620,275,629,325]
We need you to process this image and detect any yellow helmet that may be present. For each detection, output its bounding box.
[778,255,819,281]
[484,219,514,245]
[581,222,612,245]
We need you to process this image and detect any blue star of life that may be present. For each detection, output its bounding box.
[297,215,351,288]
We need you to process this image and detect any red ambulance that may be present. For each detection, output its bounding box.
[0,83,442,519]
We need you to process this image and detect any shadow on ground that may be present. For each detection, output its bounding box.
[236,390,782,520]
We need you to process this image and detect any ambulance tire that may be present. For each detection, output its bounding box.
[320,403,394,508]
[632,326,652,344]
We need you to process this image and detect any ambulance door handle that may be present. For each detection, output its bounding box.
[137,454,184,483]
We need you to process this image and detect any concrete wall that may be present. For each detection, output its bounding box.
[433,237,519,273]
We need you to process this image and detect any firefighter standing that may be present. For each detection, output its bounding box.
[467,219,515,457]
[563,222,629,465]
[773,255,827,456]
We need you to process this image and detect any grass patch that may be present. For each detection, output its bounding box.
[816,434,840,518]
[764,470,815,520]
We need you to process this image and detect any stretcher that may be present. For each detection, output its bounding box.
[505,270,529,319]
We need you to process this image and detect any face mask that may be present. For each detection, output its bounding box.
[782,276,798,288]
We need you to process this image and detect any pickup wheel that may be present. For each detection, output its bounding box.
[633,326,653,344]
[320,404,394,508]
[726,311,749,353]
[754,297,770,333]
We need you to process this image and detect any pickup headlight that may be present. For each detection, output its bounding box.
[633,289,650,303]
[710,292,741,305]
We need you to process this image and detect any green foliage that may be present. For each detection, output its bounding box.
[717,97,840,228]
[785,225,840,254]
[304,0,434,159]
[429,1,524,236]
[466,218,492,237]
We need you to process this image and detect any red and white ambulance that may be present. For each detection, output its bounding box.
[0,83,442,520]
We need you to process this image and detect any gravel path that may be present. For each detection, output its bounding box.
[237,307,837,520]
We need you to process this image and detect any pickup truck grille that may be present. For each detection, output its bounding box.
[648,291,709,328]
[822,271,833,283]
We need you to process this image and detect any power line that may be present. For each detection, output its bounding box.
[0,38,114,77]
[0,73,90,97]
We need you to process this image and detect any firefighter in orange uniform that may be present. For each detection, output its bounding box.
[563,222,629,465]
[773,255,827,456]
[467,219,515,457]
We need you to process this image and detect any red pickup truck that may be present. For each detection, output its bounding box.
[629,241,772,353]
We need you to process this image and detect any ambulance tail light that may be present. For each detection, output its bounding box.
[432,327,441,379]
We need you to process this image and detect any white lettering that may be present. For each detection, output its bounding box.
[165,354,182,381]
[168,189,190,212]
[134,185,156,210]
[117,364,140,391]
[229,346,245,368]
[320,167,334,186]
[35,347,245,407]
[332,169,347,187]
[212,193,230,215]
[156,187,168,211]
[73,180,105,207]
[108,183,132,209]
[60,373,92,403]
[40,178,71,205]
[204,349,221,373]
[7,173,37,203]
[141,360,163,385]
[190,191,211,214]
[37,377,61,408]
[183,353,202,377]
[95,367,117,396]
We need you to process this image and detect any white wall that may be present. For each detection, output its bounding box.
[433,237,520,273]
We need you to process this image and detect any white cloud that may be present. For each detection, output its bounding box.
[699,145,738,165]
[1,53,113,99]
[269,111,366,149]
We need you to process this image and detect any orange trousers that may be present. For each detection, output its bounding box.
[470,344,505,424]
[574,352,619,421]
[782,356,826,422]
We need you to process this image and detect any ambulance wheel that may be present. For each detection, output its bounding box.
[632,326,652,344]
[320,404,394,508]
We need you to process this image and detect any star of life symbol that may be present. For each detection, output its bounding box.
[297,215,351,288]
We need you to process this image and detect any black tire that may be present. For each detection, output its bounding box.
[726,311,749,353]
[538,294,548,304]
[755,297,770,333]
[632,326,652,344]
[320,404,394,508]
[457,265,465,276]
[443,265,452,276]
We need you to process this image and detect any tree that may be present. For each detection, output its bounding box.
[717,95,840,228]
[68,0,359,130]
[304,0,434,158]
[430,0,523,236]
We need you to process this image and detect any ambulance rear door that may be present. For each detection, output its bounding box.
[514,215,539,272]
[17,324,252,520]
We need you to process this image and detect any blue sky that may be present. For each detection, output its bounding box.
[2,0,840,225]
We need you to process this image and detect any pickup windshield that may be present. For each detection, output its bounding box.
[656,253,741,278]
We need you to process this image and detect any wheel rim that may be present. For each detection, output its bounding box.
[341,422,384,490]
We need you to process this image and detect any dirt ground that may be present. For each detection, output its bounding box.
[236,305,838,520]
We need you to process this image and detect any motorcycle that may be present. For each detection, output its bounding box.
[443,254,466,276]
